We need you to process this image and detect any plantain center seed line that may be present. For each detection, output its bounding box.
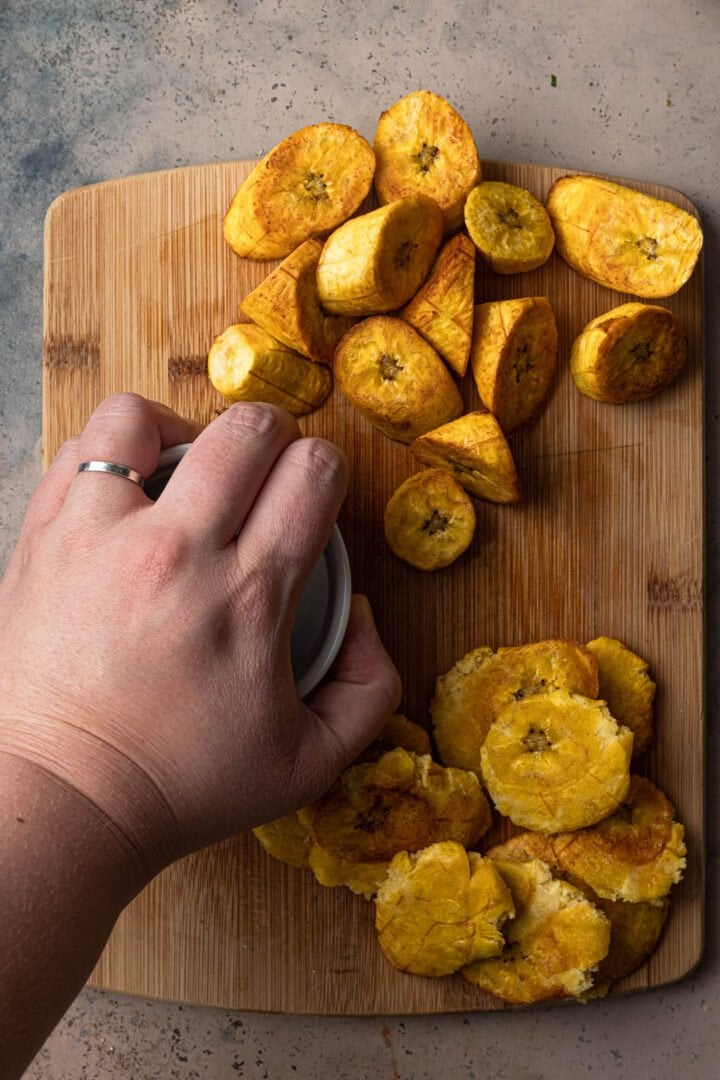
[522,727,553,753]
[378,352,405,380]
[421,509,450,536]
[636,236,659,261]
[413,141,440,173]
[303,171,329,200]
[394,240,418,268]
[513,342,533,382]
[630,340,653,363]
[498,206,523,229]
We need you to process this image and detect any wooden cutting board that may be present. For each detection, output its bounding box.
[43,159,705,1014]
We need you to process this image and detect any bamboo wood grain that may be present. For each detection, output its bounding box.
[42,159,705,1013]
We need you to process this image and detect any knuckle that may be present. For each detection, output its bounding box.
[91,391,148,423]
[285,438,346,488]
[223,401,298,442]
[121,524,192,598]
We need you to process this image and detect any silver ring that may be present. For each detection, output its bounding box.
[77,460,145,488]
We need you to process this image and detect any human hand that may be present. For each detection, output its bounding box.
[0,393,401,882]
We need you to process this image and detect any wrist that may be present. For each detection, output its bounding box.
[0,712,185,881]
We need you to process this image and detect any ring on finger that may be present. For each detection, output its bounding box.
[77,460,146,489]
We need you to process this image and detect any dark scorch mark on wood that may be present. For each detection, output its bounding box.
[168,354,208,381]
[44,335,100,371]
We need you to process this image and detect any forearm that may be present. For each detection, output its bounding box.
[0,751,151,1079]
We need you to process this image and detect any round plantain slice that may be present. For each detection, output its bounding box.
[570,302,687,404]
[462,856,610,1004]
[470,297,559,433]
[550,775,686,902]
[374,842,514,977]
[383,468,477,571]
[546,174,703,298]
[464,181,555,274]
[489,832,670,984]
[208,323,332,415]
[239,238,356,363]
[432,639,600,775]
[334,316,463,444]
[410,411,522,503]
[316,194,443,315]
[585,636,656,757]
[298,748,492,864]
[223,122,375,260]
[252,811,314,871]
[479,689,633,833]
[373,90,481,233]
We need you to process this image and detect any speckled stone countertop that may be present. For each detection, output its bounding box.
[1,2,718,1077]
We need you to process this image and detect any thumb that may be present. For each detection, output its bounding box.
[299,594,402,786]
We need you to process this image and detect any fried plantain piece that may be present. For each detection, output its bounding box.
[400,233,476,376]
[464,181,555,274]
[316,194,443,315]
[462,856,610,1004]
[470,297,559,433]
[223,123,375,260]
[354,714,433,766]
[252,811,313,871]
[432,639,599,775]
[546,174,703,298]
[334,316,463,444]
[550,775,686,902]
[374,842,514,977]
[570,302,687,404]
[490,831,670,983]
[373,90,481,233]
[383,468,477,571]
[208,323,332,415]
[410,411,522,503]
[299,748,492,864]
[308,844,390,897]
[480,689,633,833]
[586,636,656,757]
[239,239,356,363]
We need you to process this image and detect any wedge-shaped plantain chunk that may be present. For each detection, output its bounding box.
[223,123,375,260]
[334,316,463,444]
[570,302,687,404]
[252,811,313,870]
[208,323,332,415]
[550,775,686,902]
[491,831,670,984]
[298,748,492,864]
[432,639,599,775]
[470,297,559,433]
[316,195,443,315]
[464,181,555,274]
[383,468,476,571]
[462,856,610,1004]
[375,842,514,977]
[586,636,656,757]
[401,233,476,376]
[410,411,522,503]
[546,174,703,297]
[480,689,633,833]
[373,90,481,233]
[239,239,356,362]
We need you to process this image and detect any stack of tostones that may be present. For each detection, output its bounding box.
[374,841,514,976]
[490,830,671,987]
[298,748,492,896]
[462,855,611,1004]
[432,638,599,775]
